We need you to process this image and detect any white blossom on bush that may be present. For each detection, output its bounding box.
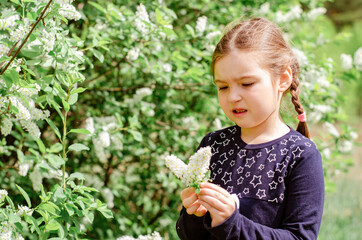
[117,231,162,240]
[292,48,308,67]
[0,44,9,58]
[165,146,212,188]
[84,117,95,134]
[0,117,13,136]
[0,189,8,200]
[127,48,140,61]
[18,163,30,176]
[99,131,111,148]
[307,7,327,20]
[9,24,31,43]
[0,12,19,30]
[206,31,221,40]
[354,47,362,71]
[135,3,150,34]
[338,140,353,153]
[16,205,33,216]
[340,53,353,71]
[42,29,56,52]
[323,122,340,138]
[162,63,172,72]
[195,16,207,33]
[59,4,81,21]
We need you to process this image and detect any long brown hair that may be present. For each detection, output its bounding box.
[211,17,310,138]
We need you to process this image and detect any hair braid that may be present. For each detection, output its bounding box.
[290,78,310,138]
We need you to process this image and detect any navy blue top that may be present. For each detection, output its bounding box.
[176,125,324,240]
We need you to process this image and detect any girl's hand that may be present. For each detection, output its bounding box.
[181,187,208,217]
[198,182,236,227]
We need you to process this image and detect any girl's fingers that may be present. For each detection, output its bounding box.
[186,201,200,215]
[198,192,226,212]
[200,182,230,198]
[198,187,230,206]
[180,187,195,200]
[182,192,198,208]
[194,204,207,217]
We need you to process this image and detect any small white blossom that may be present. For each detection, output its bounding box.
[84,117,95,134]
[0,14,20,30]
[323,122,339,138]
[0,189,8,200]
[9,24,31,43]
[195,16,207,33]
[99,131,110,148]
[307,7,327,20]
[162,63,172,72]
[338,140,353,153]
[19,163,30,176]
[135,87,153,98]
[127,48,140,61]
[17,205,33,216]
[117,231,162,240]
[59,4,81,21]
[340,54,353,71]
[292,48,308,68]
[15,235,25,240]
[258,2,270,15]
[102,188,114,208]
[353,47,362,71]
[19,120,41,138]
[0,44,9,58]
[321,148,331,159]
[135,3,150,34]
[42,29,56,52]
[350,131,358,140]
[206,31,221,40]
[1,117,13,136]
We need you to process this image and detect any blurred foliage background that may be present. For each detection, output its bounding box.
[0,0,361,239]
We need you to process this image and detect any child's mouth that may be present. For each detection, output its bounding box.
[233,109,247,113]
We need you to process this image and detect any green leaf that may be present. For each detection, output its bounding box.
[16,184,32,208]
[68,143,89,152]
[37,138,46,154]
[5,196,15,210]
[0,55,11,62]
[68,128,91,134]
[62,99,70,113]
[38,203,58,216]
[2,69,19,88]
[68,92,78,105]
[25,215,41,235]
[10,0,20,5]
[70,87,87,94]
[68,172,85,181]
[88,1,106,14]
[45,219,61,231]
[128,129,143,142]
[97,205,113,219]
[48,143,63,153]
[46,119,62,141]
[91,49,104,63]
[84,210,94,223]
[45,154,65,168]
[53,186,66,201]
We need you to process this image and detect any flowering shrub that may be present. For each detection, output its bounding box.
[0,0,360,239]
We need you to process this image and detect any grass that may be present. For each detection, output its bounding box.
[318,138,362,240]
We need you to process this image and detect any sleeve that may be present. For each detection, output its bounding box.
[176,134,212,240]
[202,146,325,240]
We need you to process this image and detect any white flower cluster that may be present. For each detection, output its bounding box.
[0,44,9,58]
[135,3,150,34]
[0,83,49,138]
[275,5,302,23]
[0,189,8,200]
[162,63,172,73]
[340,53,353,71]
[307,8,327,21]
[127,48,140,61]
[18,163,31,177]
[0,11,19,30]
[16,205,33,216]
[0,222,24,240]
[165,146,212,186]
[292,48,309,68]
[59,4,81,21]
[353,47,362,71]
[42,29,56,52]
[9,24,31,43]
[117,231,162,240]
[195,16,207,33]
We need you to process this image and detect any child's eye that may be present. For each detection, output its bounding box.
[218,86,228,90]
[242,83,254,87]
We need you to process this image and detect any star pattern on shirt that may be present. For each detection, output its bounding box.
[221,171,232,185]
[305,142,311,147]
[280,148,288,155]
[289,135,301,142]
[256,189,266,199]
[292,147,304,158]
[227,186,233,193]
[245,172,251,178]
[267,154,276,162]
[267,170,275,178]
[243,188,249,195]
[265,146,275,153]
[268,198,278,203]
[218,152,228,165]
[237,166,244,174]
[258,164,265,171]
[217,168,222,174]
[223,139,230,146]
[211,172,217,181]
[211,163,216,169]
[238,149,246,158]
[228,149,234,156]
[245,157,256,168]
[269,181,278,190]
[211,140,221,154]
[230,160,236,167]
[280,193,284,201]
[256,151,262,158]
[237,176,244,185]
[278,176,284,183]
[220,132,226,138]
[250,175,262,188]
[275,162,287,172]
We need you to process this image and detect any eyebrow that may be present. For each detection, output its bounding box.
[214,75,258,83]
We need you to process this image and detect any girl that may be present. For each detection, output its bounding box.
[176,17,324,240]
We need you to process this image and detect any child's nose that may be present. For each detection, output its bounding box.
[228,87,242,102]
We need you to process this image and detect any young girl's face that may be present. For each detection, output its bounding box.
[214,50,282,131]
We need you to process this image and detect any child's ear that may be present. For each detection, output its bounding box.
[278,66,292,92]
